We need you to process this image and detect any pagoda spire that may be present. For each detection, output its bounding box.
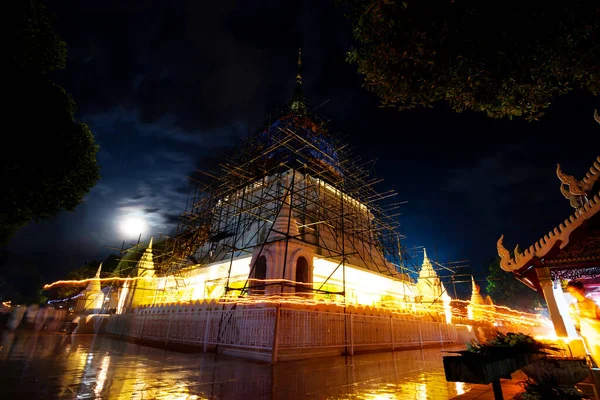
[470,275,485,305]
[137,237,155,278]
[289,48,308,116]
[419,247,435,278]
[95,262,102,278]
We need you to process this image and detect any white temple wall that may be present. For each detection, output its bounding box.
[122,253,417,309]
[192,170,392,276]
[312,258,417,306]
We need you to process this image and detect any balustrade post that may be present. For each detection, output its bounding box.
[203,310,212,353]
[418,319,423,349]
[438,322,443,346]
[165,310,174,346]
[271,306,281,364]
[139,312,148,339]
[349,313,354,355]
[116,313,123,336]
[120,313,126,337]
[390,315,395,351]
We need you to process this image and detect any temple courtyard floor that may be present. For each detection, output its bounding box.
[0,331,570,399]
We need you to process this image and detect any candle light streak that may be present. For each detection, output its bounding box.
[43,276,150,290]
[44,276,551,328]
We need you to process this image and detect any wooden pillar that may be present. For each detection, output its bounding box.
[535,267,568,337]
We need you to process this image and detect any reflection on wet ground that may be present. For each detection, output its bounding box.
[0,331,473,399]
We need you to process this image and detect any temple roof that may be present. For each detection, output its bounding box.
[497,154,600,279]
[250,50,343,181]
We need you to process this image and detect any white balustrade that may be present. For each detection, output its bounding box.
[105,305,458,358]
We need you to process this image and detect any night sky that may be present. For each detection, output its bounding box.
[5,1,599,288]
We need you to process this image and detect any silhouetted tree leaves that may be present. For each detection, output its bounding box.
[343,0,599,121]
[2,0,100,243]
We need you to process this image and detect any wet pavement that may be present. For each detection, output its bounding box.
[0,331,475,399]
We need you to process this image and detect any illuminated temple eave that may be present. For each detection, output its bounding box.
[497,192,600,273]
[190,252,413,286]
[139,253,417,306]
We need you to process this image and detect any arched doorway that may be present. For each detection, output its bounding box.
[295,256,310,293]
[253,256,267,294]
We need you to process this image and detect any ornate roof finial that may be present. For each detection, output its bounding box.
[290,48,308,116]
[297,47,302,81]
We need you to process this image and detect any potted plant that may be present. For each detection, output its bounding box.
[443,332,557,385]
[514,377,585,400]
[521,337,590,385]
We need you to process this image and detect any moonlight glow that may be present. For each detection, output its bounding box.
[119,216,149,238]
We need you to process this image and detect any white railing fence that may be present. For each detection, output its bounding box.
[106,305,458,361]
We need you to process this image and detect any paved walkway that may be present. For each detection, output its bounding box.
[450,370,599,400]
[449,371,526,400]
[2,332,598,399]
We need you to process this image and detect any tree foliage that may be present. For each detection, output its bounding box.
[343,0,599,121]
[486,257,543,312]
[2,0,100,243]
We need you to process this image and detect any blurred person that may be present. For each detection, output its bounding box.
[567,280,600,367]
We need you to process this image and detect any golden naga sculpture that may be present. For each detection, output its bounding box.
[497,235,535,272]
[497,234,518,271]
[557,164,589,208]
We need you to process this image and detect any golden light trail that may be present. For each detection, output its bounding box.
[43,276,148,290]
[43,274,552,329]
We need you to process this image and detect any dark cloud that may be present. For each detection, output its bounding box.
[164,213,181,225]
[4,0,598,284]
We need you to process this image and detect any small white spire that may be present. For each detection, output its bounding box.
[268,187,299,241]
[95,262,102,278]
[423,248,428,262]
[137,237,155,277]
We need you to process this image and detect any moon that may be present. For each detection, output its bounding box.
[119,216,149,238]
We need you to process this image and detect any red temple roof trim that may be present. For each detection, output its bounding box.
[498,192,600,272]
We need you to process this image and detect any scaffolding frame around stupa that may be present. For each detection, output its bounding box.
[148,111,423,304]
